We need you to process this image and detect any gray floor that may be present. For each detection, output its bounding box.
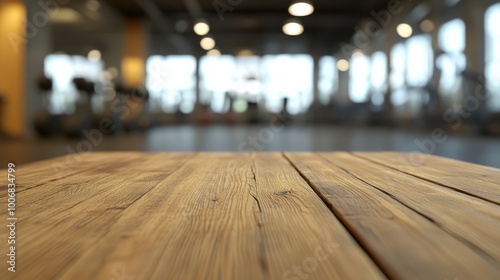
[2,125,500,168]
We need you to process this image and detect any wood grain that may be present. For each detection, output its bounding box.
[317,153,500,262]
[285,152,500,279]
[1,153,194,280]
[52,153,384,280]
[353,152,500,205]
[0,152,145,198]
[2,152,498,280]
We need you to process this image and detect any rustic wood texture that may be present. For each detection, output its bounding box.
[285,153,500,279]
[1,152,499,280]
[353,152,500,205]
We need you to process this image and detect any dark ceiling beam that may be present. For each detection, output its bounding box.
[113,9,387,19]
[133,0,193,52]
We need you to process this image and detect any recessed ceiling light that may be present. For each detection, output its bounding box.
[351,50,363,58]
[88,49,101,61]
[289,1,314,17]
[420,19,435,32]
[337,59,349,71]
[194,20,210,36]
[86,0,100,12]
[49,8,82,23]
[207,49,221,56]
[237,49,254,56]
[283,19,304,36]
[397,23,413,38]
[200,37,216,50]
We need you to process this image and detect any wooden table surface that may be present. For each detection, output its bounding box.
[1,152,499,280]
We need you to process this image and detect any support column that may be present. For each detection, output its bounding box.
[0,0,26,137]
[461,1,488,124]
[122,20,147,88]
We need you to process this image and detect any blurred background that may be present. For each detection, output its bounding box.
[0,0,499,167]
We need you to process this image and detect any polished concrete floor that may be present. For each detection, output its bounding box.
[2,125,500,168]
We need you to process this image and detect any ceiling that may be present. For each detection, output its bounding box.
[104,0,391,16]
[54,0,395,55]
[102,0,392,34]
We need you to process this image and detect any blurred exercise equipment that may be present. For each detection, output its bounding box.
[34,76,62,136]
[61,78,94,138]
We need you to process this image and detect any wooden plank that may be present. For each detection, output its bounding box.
[313,152,500,264]
[0,153,194,280]
[52,153,385,280]
[353,152,500,205]
[285,152,500,279]
[0,152,146,198]
[10,153,191,223]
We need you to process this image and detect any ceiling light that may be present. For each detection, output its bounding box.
[207,49,221,56]
[397,23,413,38]
[49,8,81,23]
[351,50,363,58]
[200,37,216,50]
[194,20,210,36]
[420,19,435,32]
[337,59,349,72]
[289,1,314,17]
[86,0,100,12]
[283,19,304,36]
[87,49,101,61]
[237,49,254,57]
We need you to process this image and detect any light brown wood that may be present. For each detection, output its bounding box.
[316,153,500,262]
[285,152,500,279]
[9,153,195,279]
[353,152,500,205]
[0,152,144,198]
[55,153,384,280]
[2,152,499,280]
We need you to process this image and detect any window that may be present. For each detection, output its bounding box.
[437,19,466,97]
[370,51,387,106]
[318,56,338,105]
[260,55,314,114]
[486,4,500,111]
[349,53,370,103]
[44,54,103,114]
[390,43,407,106]
[199,55,236,113]
[406,35,433,87]
[233,56,262,105]
[146,55,197,113]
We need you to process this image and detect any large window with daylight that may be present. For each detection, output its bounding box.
[390,43,407,106]
[486,3,500,111]
[406,35,433,88]
[233,56,261,101]
[44,55,103,114]
[199,55,236,113]
[146,55,197,113]
[318,56,338,105]
[437,18,466,98]
[370,51,387,106]
[349,53,371,103]
[260,55,314,114]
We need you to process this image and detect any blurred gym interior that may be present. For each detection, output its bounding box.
[0,0,499,167]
